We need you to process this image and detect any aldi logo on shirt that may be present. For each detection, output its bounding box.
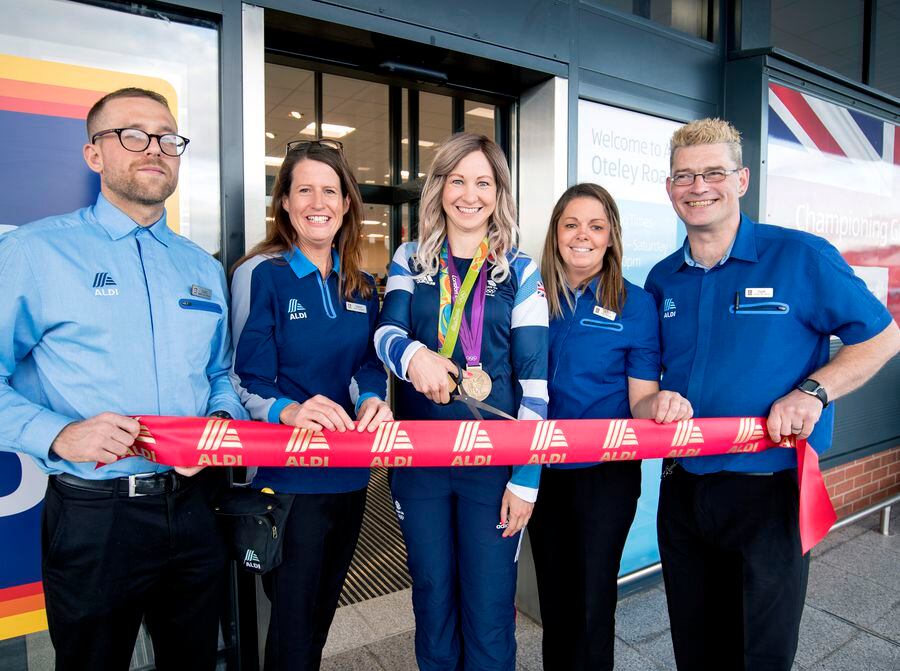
[93,272,118,296]
[662,298,676,318]
[287,298,307,320]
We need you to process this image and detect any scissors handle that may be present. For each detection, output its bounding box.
[445,360,464,394]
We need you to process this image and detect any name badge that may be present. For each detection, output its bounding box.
[191,284,213,299]
[346,301,367,314]
[593,305,617,321]
[745,288,773,298]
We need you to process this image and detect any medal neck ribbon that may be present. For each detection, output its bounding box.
[438,237,489,364]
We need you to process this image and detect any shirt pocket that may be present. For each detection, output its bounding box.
[729,301,790,316]
[579,318,624,332]
[178,298,223,314]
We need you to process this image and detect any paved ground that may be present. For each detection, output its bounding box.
[321,507,900,670]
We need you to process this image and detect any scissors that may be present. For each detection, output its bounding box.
[446,361,517,421]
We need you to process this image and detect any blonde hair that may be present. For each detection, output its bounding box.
[670,118,743,170]
[540,184,626,319]
[415,133,517,282]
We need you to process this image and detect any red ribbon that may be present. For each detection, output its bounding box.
[122,415,835,552]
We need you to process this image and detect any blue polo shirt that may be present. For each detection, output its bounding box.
[548,278,660,469]
[645,214,893,474]
[231,248,386,493]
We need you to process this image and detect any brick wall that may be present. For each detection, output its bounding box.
[823,446,900,519]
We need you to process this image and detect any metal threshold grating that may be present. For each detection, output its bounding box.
[339,468,411,606]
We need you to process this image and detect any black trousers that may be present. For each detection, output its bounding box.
[41,470,228,671]
[658,465,810,671]
[529,462,642,671]
[261,487,367,671]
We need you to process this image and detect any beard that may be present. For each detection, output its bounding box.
[103,159,178,207]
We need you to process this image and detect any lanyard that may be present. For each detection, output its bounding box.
[437,237,489,362]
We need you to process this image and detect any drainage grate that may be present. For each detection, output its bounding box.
[338,468,412,606]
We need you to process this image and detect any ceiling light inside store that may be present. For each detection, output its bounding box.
[299,122,355,138]
[290,111,303,119]
[364,180,375,184]
[401,138,436,147]
[367,234,385,239]
[357,166,371,172]
[466,106,495,119]
[265,131,275,139]
[362,220,382,225]
[265,156,284,167]
[401,170,409,179]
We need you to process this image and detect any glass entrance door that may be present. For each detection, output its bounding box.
[263,63,506,284]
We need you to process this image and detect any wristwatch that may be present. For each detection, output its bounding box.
[209,410,233,420]
[797,379,828,408]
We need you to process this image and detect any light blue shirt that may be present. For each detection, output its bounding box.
[0,193,247,478]
[682,235,736,271]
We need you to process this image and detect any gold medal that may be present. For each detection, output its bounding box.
[461,366,492,402]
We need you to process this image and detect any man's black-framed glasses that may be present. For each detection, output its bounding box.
[670,168,741,186]
[91,128,190,157]
[285,138,344,155]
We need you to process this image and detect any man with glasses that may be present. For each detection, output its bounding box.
[0,88,247,670]
[645,118,899,670]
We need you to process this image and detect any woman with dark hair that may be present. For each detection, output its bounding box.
[528,183,691,671]
[375,133,549,670]
[230,140,391,671]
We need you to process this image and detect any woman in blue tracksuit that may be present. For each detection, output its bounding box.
[230,140,391,671]
[375,133,548,671]
[528,183,692,671]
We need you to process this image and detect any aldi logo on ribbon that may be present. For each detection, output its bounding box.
[451,422,493,466]
[284,428,330,453]
[530,421,568,451]
[197,419,243,451]
[284,428,330,466]
[666,419,705,457]
[370,423,413,467]
[528,421,568,464]
[195,419,243,466]
[734,417,765,443]
[670,419,704,448]
[452,421,493,452]
[600,420,639,461]
[602,420,638,450]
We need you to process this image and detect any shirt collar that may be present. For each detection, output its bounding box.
[91,192,171,246]
[568,276,599,300]
[676,212,758,272]
[285,246,341,280]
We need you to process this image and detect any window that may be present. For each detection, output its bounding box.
[771,0,865,81]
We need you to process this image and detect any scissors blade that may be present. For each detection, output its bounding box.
[459,398,484,421]
[457,396,517,421]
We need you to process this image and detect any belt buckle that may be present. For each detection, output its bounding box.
[127,474,148,498]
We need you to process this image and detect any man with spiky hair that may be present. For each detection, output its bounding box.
[645,117,899,670]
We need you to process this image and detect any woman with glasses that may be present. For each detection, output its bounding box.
[375,133,548,671]
[230,139,391,671]
[528,183,692,671]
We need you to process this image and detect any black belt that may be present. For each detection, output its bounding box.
[55,471,186,497]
